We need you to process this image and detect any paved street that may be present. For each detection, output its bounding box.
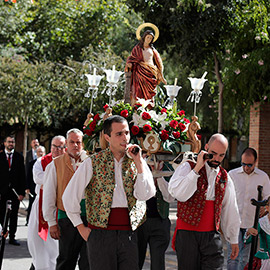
[2,199,228,270]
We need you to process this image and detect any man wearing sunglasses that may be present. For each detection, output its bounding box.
[227,147,270,270]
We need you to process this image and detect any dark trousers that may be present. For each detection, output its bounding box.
[56,216,90,270]
[175,230,224,270]
[137,217,171,270]
[0,192,20,239]
[87,229,139,270]
[26,194,36,224]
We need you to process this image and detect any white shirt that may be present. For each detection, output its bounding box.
[5,149,14,167]
[42,151,88,227]
[229,166,270,228]
[168,161,240,244]
[32,157,46,194]
[62,156,156,228]
[156,177,175,203]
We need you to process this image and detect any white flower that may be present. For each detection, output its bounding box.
[148,110,168,130]
[135,98,152,109]
[130,112,149,128]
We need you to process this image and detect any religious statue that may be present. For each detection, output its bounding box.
[125,23,167,107]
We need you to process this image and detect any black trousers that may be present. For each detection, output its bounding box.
[137,217,171,270]
[175,230,224,270]
[0,192,20,239]
[56,216,90,270]
[87,229,139,270]
[26,194,36,224]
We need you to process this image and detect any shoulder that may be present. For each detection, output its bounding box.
[254,167,269,179]
[13,151,24,160]
[228,166,242,176]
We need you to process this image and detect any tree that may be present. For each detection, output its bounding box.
[125,0,270,135]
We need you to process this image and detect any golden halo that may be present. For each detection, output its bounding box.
[136,23,159,43]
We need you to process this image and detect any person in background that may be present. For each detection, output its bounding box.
[227,147,270,270]
[28,136,65,270]
[25,145,46,226]
[0,135,25,246]
[43,129,89,270]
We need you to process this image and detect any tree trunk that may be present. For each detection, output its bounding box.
[214,52,224,133]
[23,117,28,162]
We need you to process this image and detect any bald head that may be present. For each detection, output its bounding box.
[205,133,228,168]
[207,133,228,149]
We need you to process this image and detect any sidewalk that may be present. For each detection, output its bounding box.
[2,200,228,270]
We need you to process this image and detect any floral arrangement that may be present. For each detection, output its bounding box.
[83,98,191,154]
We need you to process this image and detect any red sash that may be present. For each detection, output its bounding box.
[38,153,52,241]
[172,200,215,251]
[88,208,132,231]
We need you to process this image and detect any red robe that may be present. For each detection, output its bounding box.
[126,44,165,105]
[38,153,53,241]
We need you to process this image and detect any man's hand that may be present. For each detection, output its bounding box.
[18,195,24,201]
[193,150,208,173]
[49,225,60,240]
[77,223,91,242]
[230,244,239,260]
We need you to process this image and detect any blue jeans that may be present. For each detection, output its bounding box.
[227,228,251,270]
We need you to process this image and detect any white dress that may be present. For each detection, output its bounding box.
[27,157,58,270]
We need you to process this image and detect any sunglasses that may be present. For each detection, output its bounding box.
[241,162,254,168]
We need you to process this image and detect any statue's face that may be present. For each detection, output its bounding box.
[144,34,153,46]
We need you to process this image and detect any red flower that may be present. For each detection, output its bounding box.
[143,124,152,133]
[160,130,169,141]
[120,109,129,118]
[169,120,178,129]
[197,134,202,140]
[93,114,100,121]
[85,129,92,136]
[134,103,142,110]
[178,123,186,132]
[183,118,190,123]
[142,112,151,120]
[103,104,109,111]
[161,108,167,114]
[89,120,96,131]
[172,131,181,139]
[177,110,185,116]
[131,125,140,135]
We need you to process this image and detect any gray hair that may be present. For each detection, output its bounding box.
[36,145,46,153]
[66,128,83,139]
[51,135,66,144]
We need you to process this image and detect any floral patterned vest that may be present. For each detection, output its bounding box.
[85,148,147,231]
[177,161,228,230]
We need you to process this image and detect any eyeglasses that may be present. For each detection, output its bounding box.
[241,162,254,168]
[52,144,66,150]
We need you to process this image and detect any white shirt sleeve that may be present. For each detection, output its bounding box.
[168,162,200,201]
[62,158,93,227]
[32,158,45,185]
[220,175,241,244]
[157,177,175,203]
[133,159,156,201]
[42,161,58,227]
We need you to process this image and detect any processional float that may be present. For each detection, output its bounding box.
[82,23,208,176]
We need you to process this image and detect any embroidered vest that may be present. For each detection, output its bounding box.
[85,148,147,231]
[54,152,75,211]
[177,161,228,230]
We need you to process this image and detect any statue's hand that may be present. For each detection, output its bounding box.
[125,63,132,72]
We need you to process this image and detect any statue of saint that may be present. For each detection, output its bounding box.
[125,23,167,107]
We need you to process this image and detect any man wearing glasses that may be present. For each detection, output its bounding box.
[227,147,270,270]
